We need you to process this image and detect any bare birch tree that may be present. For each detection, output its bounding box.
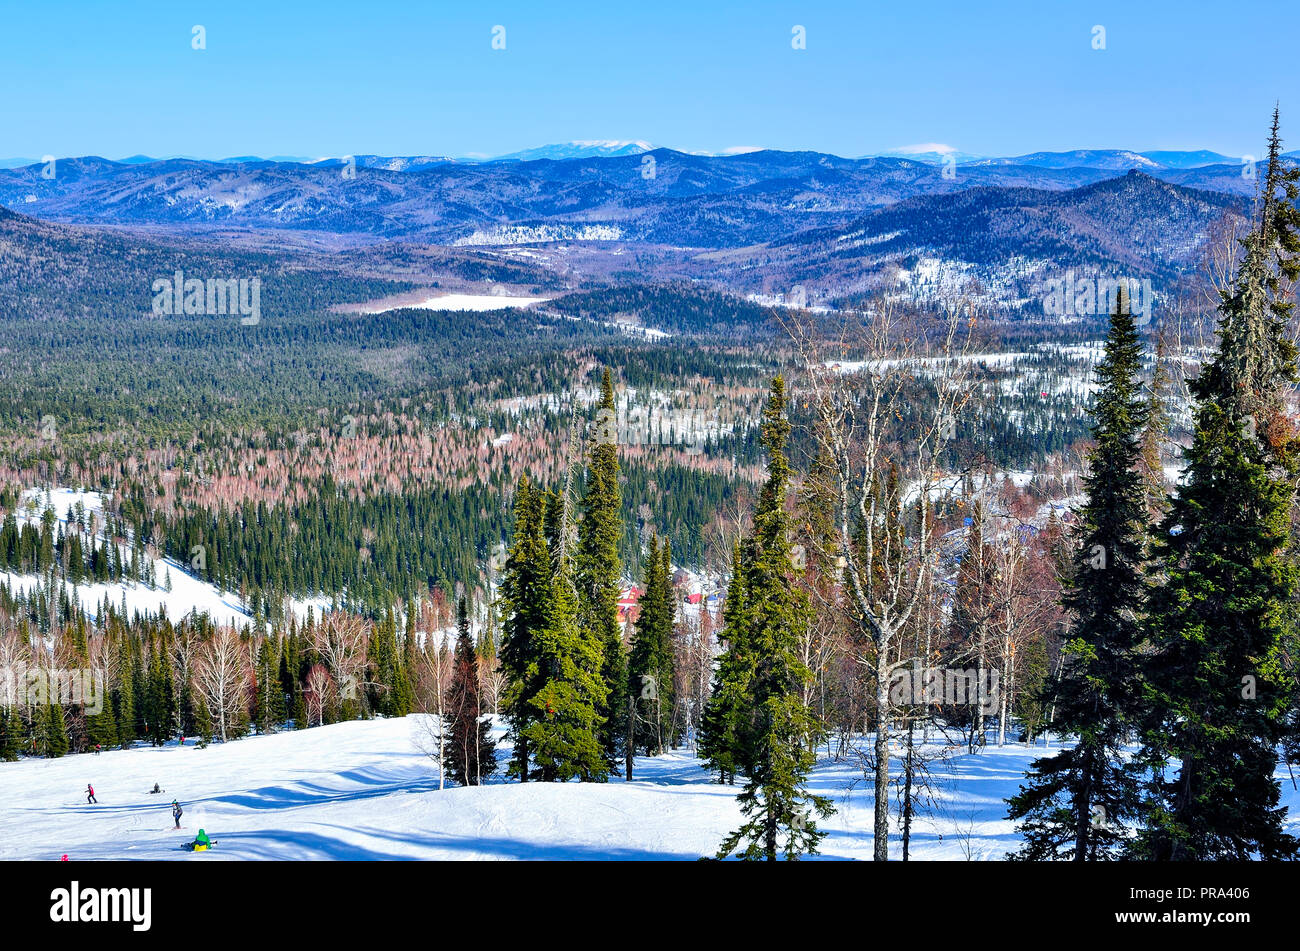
[783,292,980,861]
[310,612,370,716]
[193,626,248,743]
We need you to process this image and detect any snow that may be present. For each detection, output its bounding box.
[1,566,254,630]
[371,293,553,313]
[901,469,1044,509]
[15,486,105,522]
[454,224,624,246]
[829,352,1031,374]
[8,717,1293,860]
[2,487,322,628]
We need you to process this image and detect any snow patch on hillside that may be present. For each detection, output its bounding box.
[2,487,321,628]
[454,224,624,246]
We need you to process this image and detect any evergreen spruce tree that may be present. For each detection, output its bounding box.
[0,707,21,761]
[499,478,549,781]
[1135,116,1300,860]
[369,607,397,716]
[145,638,174,746]
[195,697,214,744]
[400,602,420,715]
[86,697,118,753]
[255,637,284,734]
[45,703,69,758]
[1138,327,1175,524]
[576,368,627,775]
[715,377,833,860]
[113,636,135,748]
[629,535,676,758]
[290,681,307,731]
[443,597,497,786]
[280,629,299,726]
[699,541,750,785]
[477,594,499,669]
[1007,285,1150,860]
[520,552,608,782]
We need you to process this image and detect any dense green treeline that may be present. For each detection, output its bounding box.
[548,283,780,337]
[125,458,739,616]
[155,478,507,616]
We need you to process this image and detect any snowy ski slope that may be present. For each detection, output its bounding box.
[6,717,1296,860]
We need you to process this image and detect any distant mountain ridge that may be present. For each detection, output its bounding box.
[0,146,1278,249]
[0,169,1252,319]
[5,144,1293,171]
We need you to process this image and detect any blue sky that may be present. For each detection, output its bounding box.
[3,0,1296,160]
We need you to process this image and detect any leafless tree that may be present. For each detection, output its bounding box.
[782,290,981,861]
[193,626,249,743]
[169,627,199,737]
[310,611,370,712]
[411,597,453,789]
[304,663,333,728]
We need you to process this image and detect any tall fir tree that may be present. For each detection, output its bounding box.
[1007,285,1150,860]
[576,368,628,775]
[113,635,135,748]
[714,377,833,859]
[699,541,750,785]
[1135,114,1300,861]
[402,601,420,714]
[520,553,609,782]
[254,636,284,734]
[499,478,549,781]
[0,706,21,761]
[629,535,676,760]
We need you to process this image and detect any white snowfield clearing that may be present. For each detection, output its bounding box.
[3,718,1296,861]
[372,293,552,313]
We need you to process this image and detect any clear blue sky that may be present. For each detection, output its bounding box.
[3,0,1296,160]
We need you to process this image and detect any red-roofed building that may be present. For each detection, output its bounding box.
[617,586,643,630]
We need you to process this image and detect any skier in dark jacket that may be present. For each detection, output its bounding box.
[86,784,97,804]
[172,800,183,829]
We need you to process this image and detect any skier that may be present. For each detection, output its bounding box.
[85,784,97,804]
[172,800,183,829]
[150,783,162,795]
[189,829,212,852]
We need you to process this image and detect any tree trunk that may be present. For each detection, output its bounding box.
[1074,749,1092,862]
[975,624,986,748]
[625,692,634,781]
[901,718,914,862]
[874,650,891,861]
[997,649,1009,747]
